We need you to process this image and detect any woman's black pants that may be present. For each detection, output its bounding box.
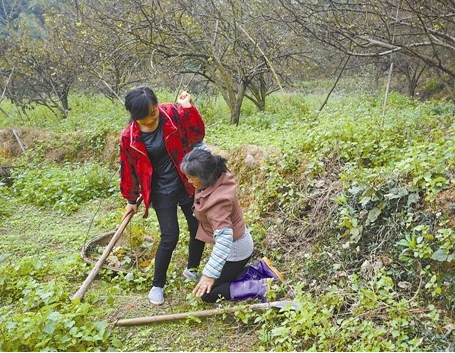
[151,189,205,288]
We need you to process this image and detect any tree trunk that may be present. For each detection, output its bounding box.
[229,81,247,125]
[247,75,267,112]
[57,83,71,118]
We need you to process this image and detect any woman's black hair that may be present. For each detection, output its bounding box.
[124,86,158,121]
[181,149,228,187]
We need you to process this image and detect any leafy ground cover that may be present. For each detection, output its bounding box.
[1,88,455,351]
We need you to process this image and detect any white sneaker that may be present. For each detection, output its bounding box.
[183,268,200,281]
[148,286,164,305]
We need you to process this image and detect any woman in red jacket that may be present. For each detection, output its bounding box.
[119,86,206,305]
[181,149,283,303]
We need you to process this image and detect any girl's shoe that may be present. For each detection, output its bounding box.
[148,286,164,305]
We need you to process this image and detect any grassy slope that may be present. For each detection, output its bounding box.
[1,88,455,351]
[0,90,283,350]
[0,202,266,351]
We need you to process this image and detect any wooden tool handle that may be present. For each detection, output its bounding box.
[115,301,296,326]
[72,196,142,301]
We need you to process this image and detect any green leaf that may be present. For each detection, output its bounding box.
[350,226,362,243]
[397,239,410,247]
[407,193,420,205]
[271,326,290,336]
[110,337,123,349]
[186,314,202,323]
[431,248,448,262]
[43,320,57,334]
[367,207,381,223]
[359,196,371,207]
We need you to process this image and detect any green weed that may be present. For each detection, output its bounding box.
[1,90,455,351]
[9,161,117,214]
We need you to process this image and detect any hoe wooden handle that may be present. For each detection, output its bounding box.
[115,300,296,326]
[72,197,142,301]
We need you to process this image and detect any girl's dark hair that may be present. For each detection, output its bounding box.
[181,149,228,187]
[124,86,158,121]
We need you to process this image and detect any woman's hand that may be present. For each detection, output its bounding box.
[193,275,216,297]
[123,203,137,220]
[177,91,193,108]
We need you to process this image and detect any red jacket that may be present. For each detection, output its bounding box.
[119,103,205,218]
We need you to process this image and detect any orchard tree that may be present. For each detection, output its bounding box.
[84,0,305,124]
[2,2,83,118]
[277,0,455,98]
[69,0,152,101]
[3,23,77,117]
